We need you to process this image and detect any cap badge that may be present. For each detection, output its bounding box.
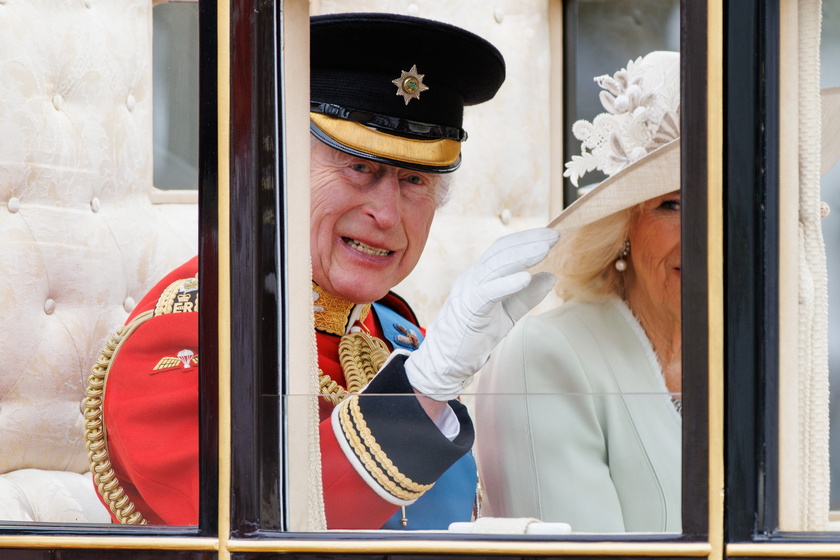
[392,64,429,105]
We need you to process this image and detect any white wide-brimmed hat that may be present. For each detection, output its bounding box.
[550,53,840,233]
[549,51,680,232]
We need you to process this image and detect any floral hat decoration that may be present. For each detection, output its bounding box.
[549,51,681,232]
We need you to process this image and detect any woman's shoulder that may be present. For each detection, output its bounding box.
[496,298,617,362]
[529,296,625,332]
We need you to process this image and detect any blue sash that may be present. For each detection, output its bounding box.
[371,302,425,350]
[381,452,477,530]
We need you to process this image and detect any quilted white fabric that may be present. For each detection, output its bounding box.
[0,469,111,523]
[0,0,197,521]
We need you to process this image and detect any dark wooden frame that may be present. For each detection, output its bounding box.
[722,0,781,542]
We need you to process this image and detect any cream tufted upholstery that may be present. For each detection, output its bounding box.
[0,1,197,522]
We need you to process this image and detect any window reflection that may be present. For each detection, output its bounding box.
[153,1,200,191]
[823,0,840,514]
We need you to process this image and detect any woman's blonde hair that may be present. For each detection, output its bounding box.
[549,205,637,303]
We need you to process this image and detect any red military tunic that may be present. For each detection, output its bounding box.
[94,257,474,528]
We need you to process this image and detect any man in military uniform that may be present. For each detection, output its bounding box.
[85,12,559,529]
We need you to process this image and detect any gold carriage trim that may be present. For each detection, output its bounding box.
[338,394,434,501]
[154,275,199,316]
[83,311,155,525]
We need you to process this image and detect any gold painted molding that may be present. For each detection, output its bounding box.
[0,537,218,551]
[216,0,232,558]
[728,543,840,557]
[706,1,725,560]
[225,538,712,556]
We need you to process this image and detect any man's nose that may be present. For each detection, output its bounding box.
[365,173,401,229]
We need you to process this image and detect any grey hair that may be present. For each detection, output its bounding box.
[433,172,453,208]
[310,134,454,208]
[548,205,637,302]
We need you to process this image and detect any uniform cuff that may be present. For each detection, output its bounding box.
[331,353,474,505]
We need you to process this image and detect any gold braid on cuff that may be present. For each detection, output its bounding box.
[338,394,434,501]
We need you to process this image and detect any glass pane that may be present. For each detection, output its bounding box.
[285,384,681,534]
[564,0,680,193]
[281,1,683,535]
[0,1,199,526]
[153,1,200,190]
[778,0,840,532]
[824,0,840,514]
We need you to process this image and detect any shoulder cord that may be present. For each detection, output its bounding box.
[318,330,390,405]
[83,312,153,525]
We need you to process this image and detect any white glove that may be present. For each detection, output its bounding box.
[405,227,560,400]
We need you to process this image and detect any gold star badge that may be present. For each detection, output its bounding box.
[392,64,429,105]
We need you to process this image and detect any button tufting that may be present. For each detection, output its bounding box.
[8,197,20,213]
[44,299,56,315]
[407,3,419,15]
[494,8,504,23]
[52,94,64,111]
[90,197,100,213]
[124,297,136,313]
[500,208,512,225]
[126,94,136,112]
[84,0,91,7]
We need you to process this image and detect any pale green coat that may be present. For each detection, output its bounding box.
[474,297,681,533]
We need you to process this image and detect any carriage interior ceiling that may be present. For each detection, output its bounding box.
[0,1,197,521]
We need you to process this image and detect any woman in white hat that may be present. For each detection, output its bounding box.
[474,51,683,533]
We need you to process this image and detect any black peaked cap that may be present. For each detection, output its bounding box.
[310,12,506,131]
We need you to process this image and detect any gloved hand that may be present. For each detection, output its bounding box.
[405,227,560,401]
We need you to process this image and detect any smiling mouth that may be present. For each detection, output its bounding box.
[343,237,392,257]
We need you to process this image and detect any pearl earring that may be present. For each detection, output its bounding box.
[615,240,630,272]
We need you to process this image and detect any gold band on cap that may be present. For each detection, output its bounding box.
[310,112,461,168]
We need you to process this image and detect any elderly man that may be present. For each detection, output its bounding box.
[86,12,559,530]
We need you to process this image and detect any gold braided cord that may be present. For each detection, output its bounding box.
[339,331,389,393]
[318,331,389,405]
[83,311,154,525]
[338,397,431,501]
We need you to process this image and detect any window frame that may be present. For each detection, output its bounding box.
[225,0,718,553]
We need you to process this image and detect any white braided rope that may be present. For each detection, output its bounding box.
[798,0,830,531]
[307,257,327,531]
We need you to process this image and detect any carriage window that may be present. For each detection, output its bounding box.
[776,0,840,532]
[283,1,688,535]
[153,0,200,191]
[823,0,840,525]
[0,0,198,527]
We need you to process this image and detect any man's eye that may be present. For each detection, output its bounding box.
[405,175,422,185]
[660,199,681,211]
[351,163,369,173]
